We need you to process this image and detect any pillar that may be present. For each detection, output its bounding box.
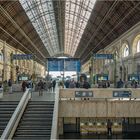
[58,118,63,135]
[2,41,7,81]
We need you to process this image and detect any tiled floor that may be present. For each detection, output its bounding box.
[0,89,56,101]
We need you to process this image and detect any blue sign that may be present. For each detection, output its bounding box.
[96,74,108,81]
[113,91,131,97]
[75,91,93,97]
[128,74,139,81]
[48,58,64,71]
[13,54,33,60]
[93,54,114,59]
[47,58,81,72]
[65,59,81,72]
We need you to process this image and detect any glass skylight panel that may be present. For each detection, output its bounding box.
[64,0,96,56]
[19,0,60,56]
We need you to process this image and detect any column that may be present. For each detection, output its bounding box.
[58,118,63,135]
[2,41,7,81]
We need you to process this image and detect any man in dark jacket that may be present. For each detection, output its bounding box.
[38,80,44,96]
[52,80,56,92]
[83,81,90,89]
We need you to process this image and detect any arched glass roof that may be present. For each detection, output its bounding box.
[65,0,96,56]
[19,0,96,57]
[20,0,60,56]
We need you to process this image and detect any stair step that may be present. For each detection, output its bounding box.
[13,101,54,139]
[0,108,16,111]
[14,134,50,137]
[17,127,51,130]
[13,136,50,139]
[25,110,53,113]
[0,110,14,113]
[16,131,51,135]
[0,101,18,104]
[22,118,52,121]
[29,101,54,104]
[0,118,12,121]
[28,104,54,107]
[26,108,53,111]
[0,114,12,117]
[13,138,50,140]
[0,105,17,108]
[19,122,52,126]
[23,114,53,117]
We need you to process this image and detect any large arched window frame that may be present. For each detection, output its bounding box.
[137,40,140,53]
[122,43,129,57]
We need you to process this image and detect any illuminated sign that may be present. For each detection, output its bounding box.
[113,91,131,97]
[75,91,93,97]
[47,58,81,72]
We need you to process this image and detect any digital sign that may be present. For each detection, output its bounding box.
[93,54,114,59]
[128,74,139,81]
[75,91,93,97]
[96,74,108,81]
[47,58,81,72]
[48,58,64,71]
[113,91,131,98]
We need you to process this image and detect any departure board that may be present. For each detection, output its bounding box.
[47,58,81,72]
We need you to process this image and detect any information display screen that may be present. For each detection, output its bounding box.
[18,76,28,81]
[48,58,64,71]
[75,91,93,97]
[96,74,108,81]
[47,58,81,72]
[128,74,139,81]
[113,91,131,97]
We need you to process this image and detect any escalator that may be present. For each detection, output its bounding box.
[13,101,54,140]
[0,101,19,136]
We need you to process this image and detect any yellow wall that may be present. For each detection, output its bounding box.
[0,39,45,82]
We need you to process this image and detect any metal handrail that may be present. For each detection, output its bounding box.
[51,89,60,139]
[1,89,31,139]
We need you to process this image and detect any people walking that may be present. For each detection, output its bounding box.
[107,119,112,136]
[38,80,44,96]
[52,80,56,92]
[22,81,27,92]
[8,79,12,94]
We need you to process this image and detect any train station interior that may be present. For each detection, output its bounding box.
[1,0,140,139]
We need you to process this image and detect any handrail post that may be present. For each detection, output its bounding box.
[51,89,60,139]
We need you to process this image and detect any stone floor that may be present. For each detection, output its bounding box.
[0,89,56,101]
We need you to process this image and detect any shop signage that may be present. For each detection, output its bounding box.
[113,90,131,97]
[75,91,93,97]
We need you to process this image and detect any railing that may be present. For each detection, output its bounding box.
[51,89,60,139]
[1,89,31,139]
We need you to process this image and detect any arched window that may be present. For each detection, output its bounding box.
[137,40,140,53]
[123,44,129,57]
[0,53,2,61]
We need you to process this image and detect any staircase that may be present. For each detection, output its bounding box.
[0,101,18,136]
[13,101,54,140]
